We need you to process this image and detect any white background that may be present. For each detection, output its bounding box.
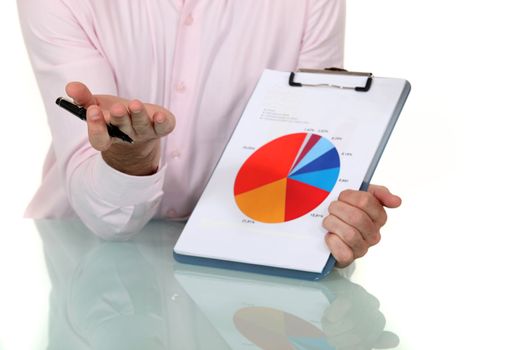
[0,1,524,349]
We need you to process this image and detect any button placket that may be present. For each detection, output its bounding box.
[170,150,181,159]
[174,0,184,12]
[170,1,200,156]
[175,81,186,93]
[184,14,194,26]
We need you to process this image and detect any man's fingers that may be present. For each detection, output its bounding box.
[324,185,401,267]
[328,201,381,245]
[66,82,98,107]
[108,102,135,139]
[71,87,174,149]
[153,111,175,136]
[128,100,175,137]
[128,100,153,133]
[87,106,111,151]
[325,233,355,268]
[368,185,402,208]
[338,190,387,226]
[323,215,368,259]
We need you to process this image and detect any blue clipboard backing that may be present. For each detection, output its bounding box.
[174,252,336,281]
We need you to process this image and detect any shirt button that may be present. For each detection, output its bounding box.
[184,14,194,26]
[170,150,181,159]
[167,209,178,218]
[176,81,186,93]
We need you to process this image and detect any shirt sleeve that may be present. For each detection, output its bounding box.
[298,0,346,69]
[17,0,165,239]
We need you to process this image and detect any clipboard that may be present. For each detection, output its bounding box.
[174,68,411,280]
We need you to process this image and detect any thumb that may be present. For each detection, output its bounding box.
[368,185,402,208]
[66,81,98,107]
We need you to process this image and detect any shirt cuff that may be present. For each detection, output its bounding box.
[89,153,166,207]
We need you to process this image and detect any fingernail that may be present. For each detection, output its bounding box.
[129,100,142,112]
[155,114,165,124]
[130,105,141,114]
[89,109,100,120]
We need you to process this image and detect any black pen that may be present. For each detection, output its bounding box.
[55,97,134,144]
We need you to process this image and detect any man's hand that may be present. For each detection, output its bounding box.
[66,82,176,176]
[323,185,402,268]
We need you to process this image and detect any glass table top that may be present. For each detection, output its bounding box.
[0,218,523,350]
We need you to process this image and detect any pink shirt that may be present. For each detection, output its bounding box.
[19,0,345,238]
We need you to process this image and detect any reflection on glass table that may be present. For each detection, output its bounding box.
[36,219,399,350]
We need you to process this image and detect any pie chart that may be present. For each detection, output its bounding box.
[234,133,340,223]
